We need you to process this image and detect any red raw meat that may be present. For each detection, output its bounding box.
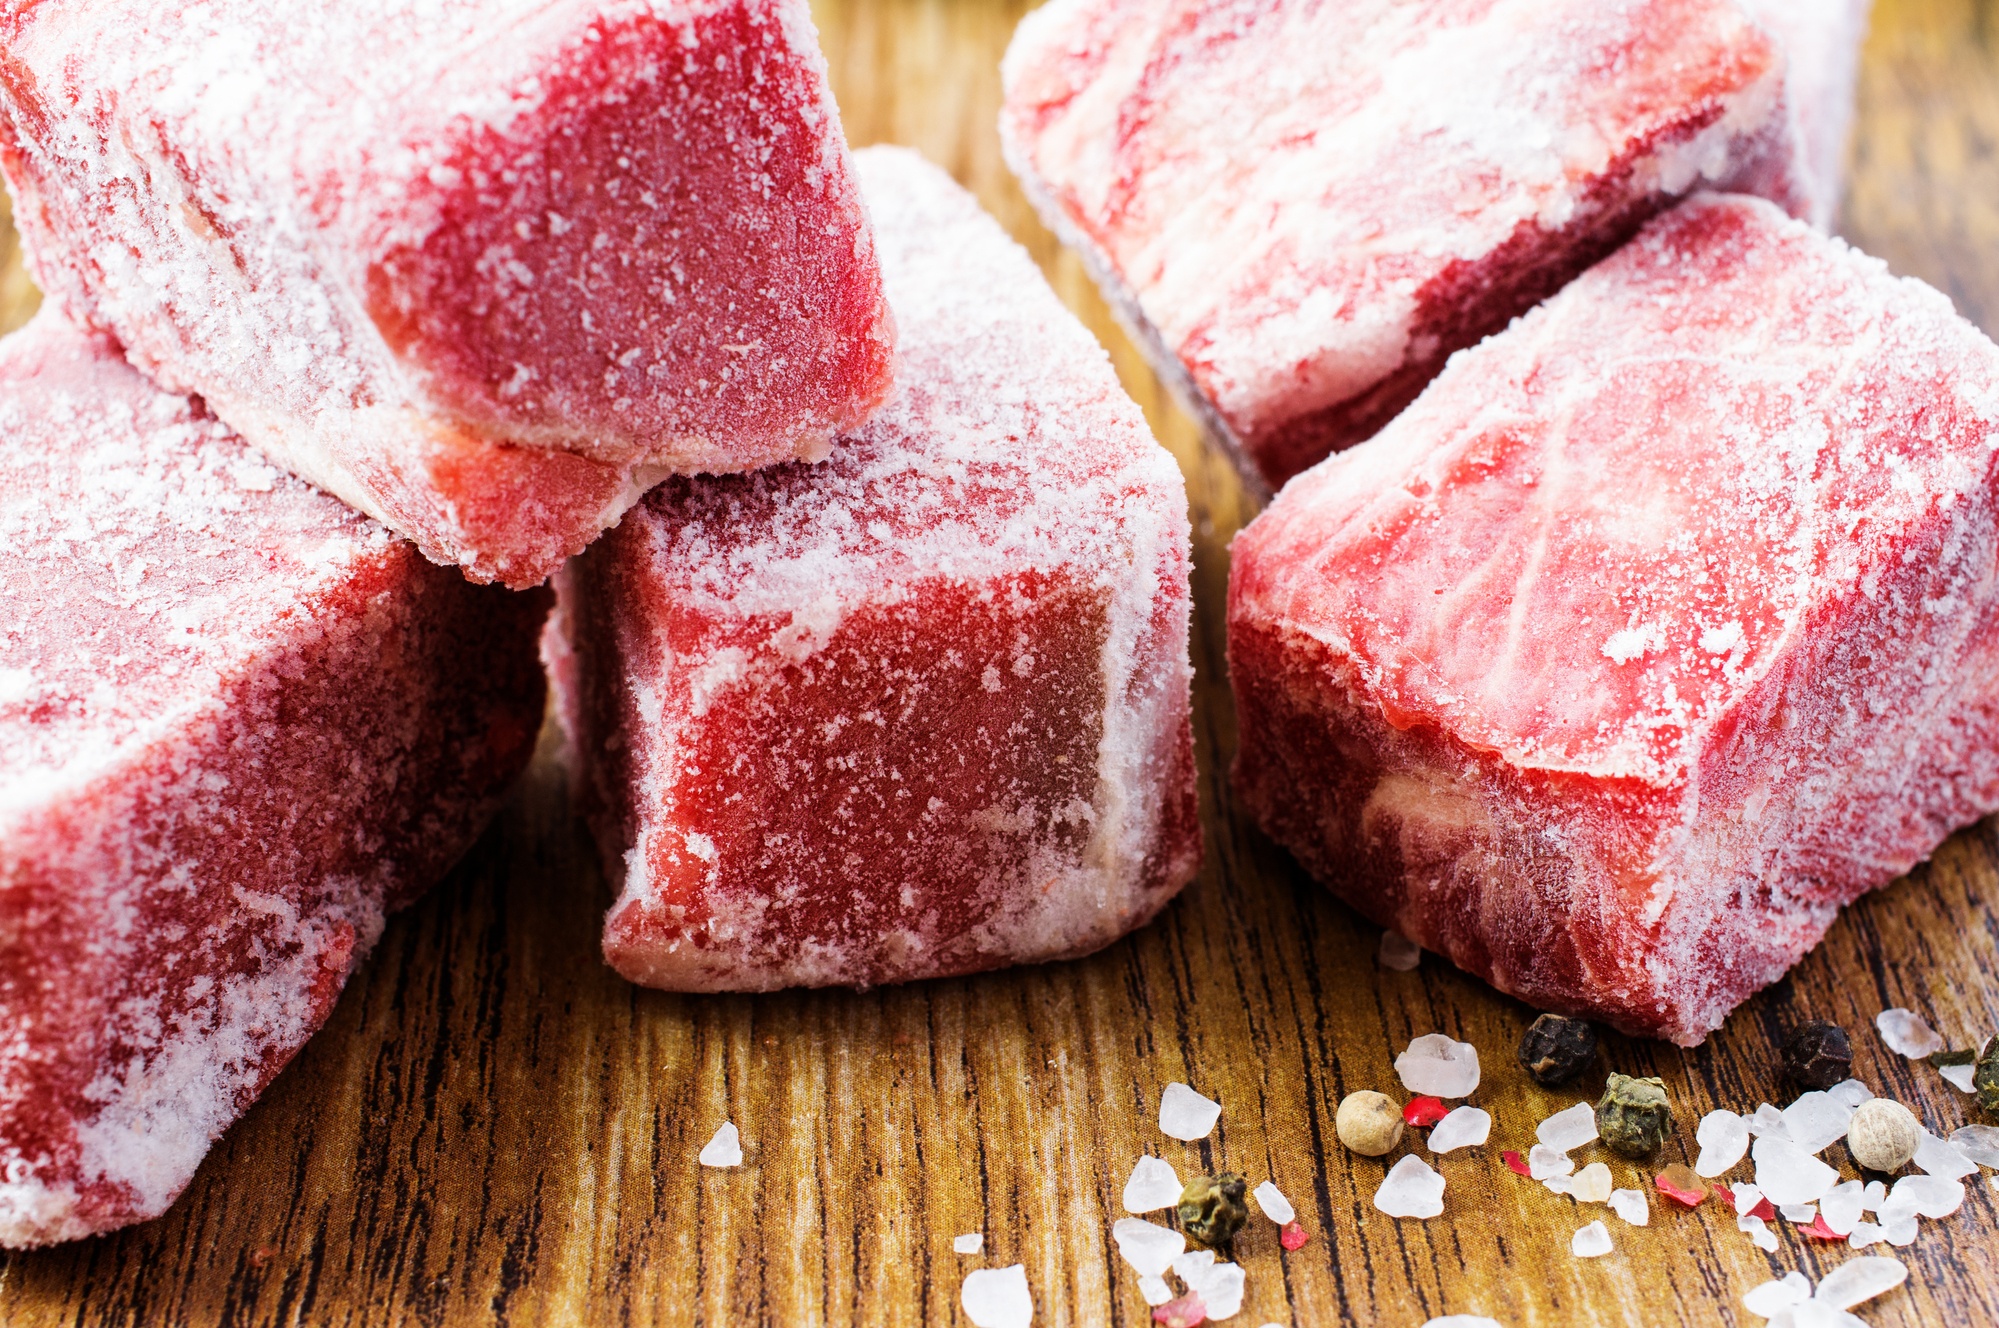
[0,314,548,1247]
[999,0,1805,493]
[1745,0,1873,230]
[0,0,894,587]
[1228,193,1999,1045]
[549,147,1200,990]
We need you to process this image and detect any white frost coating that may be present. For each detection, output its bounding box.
[962,1265,1033,1328]
[1001,0,1799,486]
[0,0,888,585]
[565,147,1196,993]
[0,315,523,1248]
[1111,1217,1183,1277]
[698,1122,742,1167]
[1252,1181,1295,1224]
[1742,0,1873,229]
[1374,1155,1446,1219]
[1122,1156,1183,1213]
[1159,1083,1222,1141]
[1393,1034,1479,1097]
[1875,1009,1944,1058]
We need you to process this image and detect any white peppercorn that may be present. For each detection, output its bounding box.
[1336,1090,1404,1157]
[1846,1098,1919,1172]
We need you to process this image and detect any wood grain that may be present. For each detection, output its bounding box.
[4,0,1999,1323]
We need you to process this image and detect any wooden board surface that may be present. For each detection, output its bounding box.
[4,1,1999,1323]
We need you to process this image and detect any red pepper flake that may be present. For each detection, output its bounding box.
[1280,1220,1310,1251]
[1153,1293,1207,1327]
[1801,1214,1843,1241]
[1503,1150,1532,1177]
[1748,1196,1776,1221]
[1402,1096,1449,1128]
[1654,1165,1708,1208]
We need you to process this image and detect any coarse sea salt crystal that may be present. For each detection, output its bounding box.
[1819,1181,1866,1236]
[1879,1216,1918,1247]
[1138,1275,1174,1306]
[1940,1063,1977,1092]
[963,1265,1034,1328]
[1427,1106,1491,1154]
[1544,1174,1575,1197]
[1125,1156,1185,1213]
[1744,1271,1812,1316]
[1827,1080,1874,1109]
[1529,1145,1576,1180]
[1172,1250,1246,1321]
[1741,1215,1781,1252]
[1538,1103,1599,1152]
[1780,1203,1818,1224]
[1113,1218,1185,1278]
[1890,1173,1965,1218]
[1754,1136,1839,1205]
[1160,1083,1223,1141]
[1570,1221,1612,1258]
[1782,1092,1854,1154]
[1608,1189,1649,1226]
[1747,1104,1791,1139]
[699,1122,743,1168]
[1732,1182,1769,1213]
[1570,1163,1613,1204]
[1380,930,1423,971]
[1875,1009,1944,1058]
[1862,1181,1887,1212]
[956,1234,985,1254]
[1813,1256,1908,1310]
[1375,1155,1447,1219]
[1913,1132,1977,1181]
[1845,1221,1884,1249]
[1253,1181,1295,1225]
[1394,1035,1480,1098]
[1697,1110,1751,1176]
[1768,1307,1868,1328]
[1948,1125,1999,1168]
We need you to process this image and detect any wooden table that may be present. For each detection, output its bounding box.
[4,1,1998,1323]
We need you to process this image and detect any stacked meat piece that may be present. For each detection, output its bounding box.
[0,0,895,587]
[1000,0,1815,492]
[1228,195,1999,1044]
[0,316,548,1245]
[551,149,1200,990]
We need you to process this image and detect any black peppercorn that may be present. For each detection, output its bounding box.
[1975,1036,1999,1117]
[1177,1172,1249,1247]
[1517,1014,1597,1086]
[1781,1021,1852,1091]
[1596,1074,1672,1158]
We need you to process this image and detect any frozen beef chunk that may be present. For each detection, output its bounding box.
[0,0,895,586]
[1000,0,1805,492]
[550,148,1201,990]
[1228,193,1999,1045]
[0,315,548,1246]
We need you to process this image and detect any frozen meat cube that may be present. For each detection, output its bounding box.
[548,147,1199,989]
[0,314,549,1246]
[999,0,1806,493]
[0,0,895,587]
[1227,193,1999,1045]
[1745,0,1874,229]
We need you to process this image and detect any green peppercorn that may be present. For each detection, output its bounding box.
[1928,1047,1976,1067]
[1595,1073,1672,1158]
[1975,1036,1999,1117]
[1782,1021,1852,1090]
[1177,1172,1249,1248]
[1518,1014,1597,1087]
